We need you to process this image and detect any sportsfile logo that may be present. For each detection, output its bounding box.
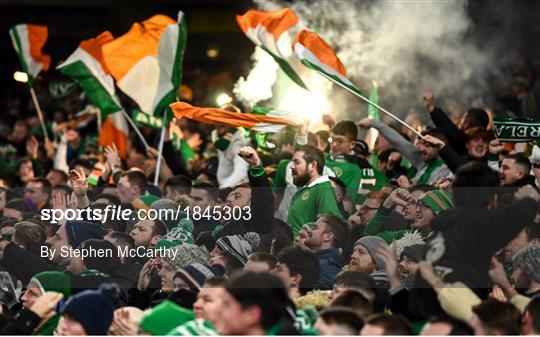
[40,205,252,224]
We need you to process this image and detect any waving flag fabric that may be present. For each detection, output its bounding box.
[170,102,303,133]
[293,29,366,98]
[237,8,307,89]
[9,24,51,84]
[58,32,128,157]
[102,12,187,116]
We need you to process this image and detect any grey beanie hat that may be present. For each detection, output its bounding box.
[512,245,540,282]
[354,236,389,270]
[162,244,210,270]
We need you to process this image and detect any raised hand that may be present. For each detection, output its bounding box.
[30,291,63,318]
[396,175,411,188]
[26,136,39,159]
[104,144,122,169]
[69,167,88,197]
[384,188,412,208]
[0,271,22,310]
[489,139,504,155]
[422,134,445,149]
[423,91,435,113]
[356,118,372,128]
[109,308,139,335]
[489,257,511,288]
[238,146,262,166]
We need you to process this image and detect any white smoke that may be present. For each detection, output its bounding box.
[235,0,496,123]
[233,46,278,107]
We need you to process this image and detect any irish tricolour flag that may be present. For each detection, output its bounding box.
[58,32,128,157]
[9,24,51,84]
[293,29,366,98]
[170,102,303,133]
[237,8,307,89]
[102,12,187,117]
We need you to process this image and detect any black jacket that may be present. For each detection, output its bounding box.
[214,168,275,238]
[0,309,41,335]
[438,145,494,173]
[430,107,467,155]
[427,198,538,289]
[0,244,132,296]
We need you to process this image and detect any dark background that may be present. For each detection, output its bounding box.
[1,0,540,108]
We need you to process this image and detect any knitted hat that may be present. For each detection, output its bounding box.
[132,195,160,211]
[512,245,540,283]
[392,231,425,258]
[151,199,180,230]
[354,236,389,270]
[155,218,195,249]
[173,263,217,290]
[215,232,261,266]
[65,221,107,248]
[162,244,210,270]
[139,300,195,335]
[62,288,115,335]
[420,190,454,216]
[29,271,71,298]
[400,244,427,263]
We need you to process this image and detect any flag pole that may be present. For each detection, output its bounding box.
[314,70,424,139]
[121,110,151,151]
[153,109,168,186]
[29,86,50,140]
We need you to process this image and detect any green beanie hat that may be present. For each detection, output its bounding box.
[155,218,195,249]
[132,195,160,211]
[30,271,71,298]
[139,300,195,335]
[420,190,454,215]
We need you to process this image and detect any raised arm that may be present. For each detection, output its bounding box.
[357,118,424,169]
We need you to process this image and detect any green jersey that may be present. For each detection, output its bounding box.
[287,176,342,237]
[325,155,388,204]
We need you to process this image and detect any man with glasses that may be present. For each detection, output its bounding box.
[364,187,453,244]
[326,121,388,208]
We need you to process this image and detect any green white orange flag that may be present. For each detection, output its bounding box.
[57,31,128,157]
[237,8,307,89]
[170,102,303,133]
[9,24,51,85]
[293,29,366,98]
[102,12,187,117]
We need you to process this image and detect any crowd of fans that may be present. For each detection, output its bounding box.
[0,52,540,336]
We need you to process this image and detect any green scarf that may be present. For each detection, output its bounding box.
[493,116,540,142]
[417,159,445,185]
